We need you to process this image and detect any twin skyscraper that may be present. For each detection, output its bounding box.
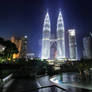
[41,10,65,60]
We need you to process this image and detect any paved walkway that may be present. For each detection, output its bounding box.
[1,76,55,92]
[2,78,38,92]
[1,75,92,92]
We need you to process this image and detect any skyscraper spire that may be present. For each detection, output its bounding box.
[57,10,64,30]
[41,11,51,59]
[56,10,65,59]
[43,11,50,31]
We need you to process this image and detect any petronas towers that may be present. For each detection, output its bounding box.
[42,10,65,60]
[42,12,51,59]
[57,11,65,59]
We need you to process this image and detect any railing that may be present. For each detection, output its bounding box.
[0,74,12,91]
[21,85,68,92]
[3,74,12,84]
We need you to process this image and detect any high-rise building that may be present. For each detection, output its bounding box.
[65,30,70,59]
[56,10,65,59]
[20,36,27,58]
[11,36,22,59]
[41,12,51,59]
[26,53,35,59]
[68,29,77,60]
[83,37,92,59]
[11,36,27,59]
[41,10,79,61]
[50,34,57,60]
[90,32,92,37]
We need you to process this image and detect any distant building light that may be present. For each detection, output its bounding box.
[26,53,35,59]
[2,47,5,51]
[68,29,75,36]
[24,35,27,38]
[0,45,5,52]
[90,32,92,37]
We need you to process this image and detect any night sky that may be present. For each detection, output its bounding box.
[0,0,92,58]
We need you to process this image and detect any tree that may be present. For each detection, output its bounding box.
[0,37,4,45]
[4,40,18,61]
[0,37,5,62]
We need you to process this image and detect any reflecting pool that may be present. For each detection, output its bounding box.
[50,73,92,92]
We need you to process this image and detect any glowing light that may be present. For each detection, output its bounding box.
[50,77,59,84]
[24,35,27,38]
[13,53,19,59]
[2,47,5,51]
[68,29,75,36]
[90,32,92,37]
[42,38,50,40]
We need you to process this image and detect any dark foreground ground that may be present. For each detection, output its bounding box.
[0,75,92,92]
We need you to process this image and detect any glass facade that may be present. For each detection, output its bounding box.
[56,11,65,59]
[41,12,51,59]
[68,29,77,59]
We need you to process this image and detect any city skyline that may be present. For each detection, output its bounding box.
[0,0,92,58]
[42,10,78,60]
[0,1,92,92]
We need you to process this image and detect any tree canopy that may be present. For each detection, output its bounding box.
[0,37,18,61]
